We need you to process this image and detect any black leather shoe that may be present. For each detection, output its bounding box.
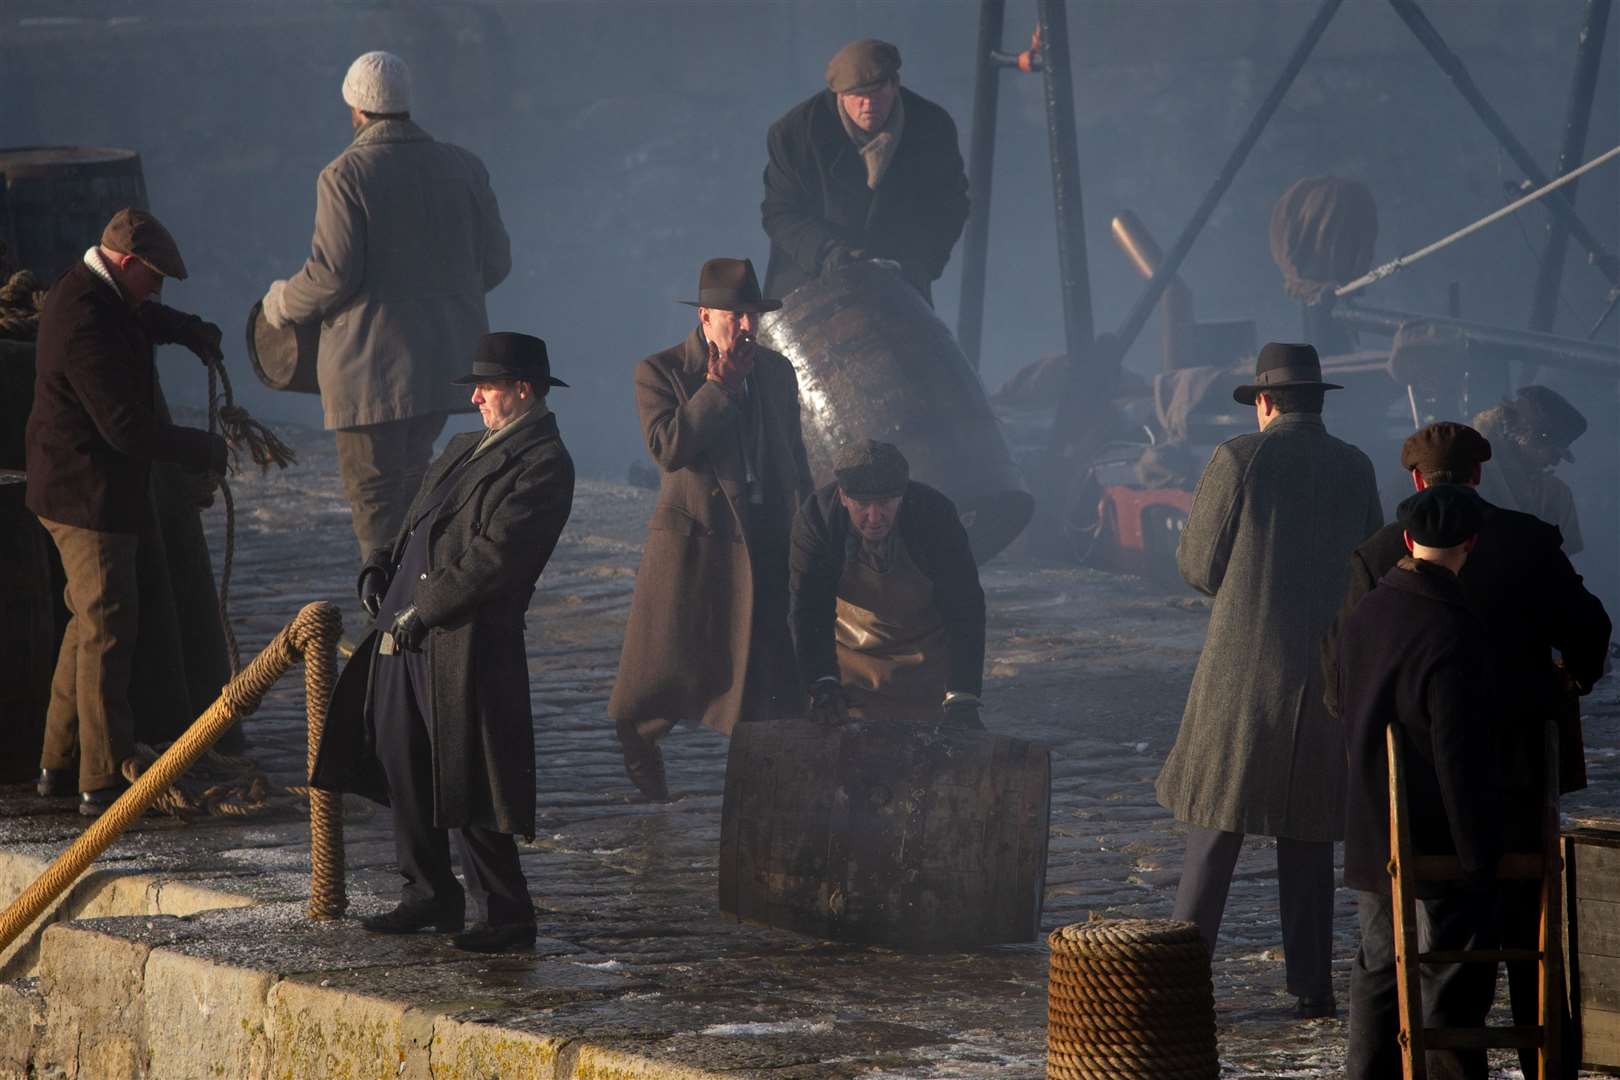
[615,718,670,802]
[451,921,537,953]
[360,900,465,935]
[38,768,74,798]
[78,786,124,817]
[1294,994,1337,1020]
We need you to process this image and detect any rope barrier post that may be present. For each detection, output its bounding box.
[301,605,346,920]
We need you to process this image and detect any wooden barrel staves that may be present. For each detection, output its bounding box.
[719,718,1050,949]
[0,147,149,281]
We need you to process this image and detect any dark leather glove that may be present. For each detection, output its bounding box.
[179,318,225,365]
[821,245,865,276]
[807,679,850,727]
[389,604,427,652]
[941,694,984,730]
[357,567,390,620]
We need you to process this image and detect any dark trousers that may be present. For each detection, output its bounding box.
[1346,889,1498,1080]
[373,650,533,927]
[334,412,447,558]
[1172,827,1334,1000]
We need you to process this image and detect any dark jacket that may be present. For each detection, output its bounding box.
[1340,559,1504,896]
[789,480,985,696]
[761,88,969,301]
[1323,499,1610,792]
[26,262,226,533]
[311,411,574,836]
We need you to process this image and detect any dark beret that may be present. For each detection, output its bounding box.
[101,208,188,280]
[834,439,909,499]
[826,38,901,94]
[1400,421,1492,477]
[1397,484,1486,549]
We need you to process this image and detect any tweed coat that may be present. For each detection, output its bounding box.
[1155,412,1383,841]
[279,118,511,430]
[608,330,812,735]
[311,412,574,836]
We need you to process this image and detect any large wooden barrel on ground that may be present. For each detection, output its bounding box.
[719,717,1050,949]
[0,147,149,280]
[759,262,1035,563]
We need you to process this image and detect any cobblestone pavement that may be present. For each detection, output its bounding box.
[5,419,1619,1077]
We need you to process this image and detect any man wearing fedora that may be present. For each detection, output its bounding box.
[761,38,969,305]
[312,332,574,953]
[260,49,511,561]
[1156,342,1383,1019]
[608,258,812,801]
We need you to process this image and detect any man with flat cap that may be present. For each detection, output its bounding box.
[761,38,969,305]
[313,332,574,953]
[1156,342,1383,1019]
[1323,420,1609,1077]
[1474,385,1588,554]
[789,440,985,727]
[609,258,813,801]
[261,49,512,560]
[1339,484,1506,1080]
[27,208,230,815]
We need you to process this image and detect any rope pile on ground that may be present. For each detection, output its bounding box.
[0,269,47,341]
[122,743,273,819]
[1047,917,1219,1079]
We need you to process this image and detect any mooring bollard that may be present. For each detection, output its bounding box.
[0,601,346,954]
[1046,918,1219,1079]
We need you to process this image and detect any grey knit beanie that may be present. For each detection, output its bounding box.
[342,51,411,114]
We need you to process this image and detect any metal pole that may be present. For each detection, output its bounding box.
[956,0,1007,370]
[1333,302,1620,376]
[1113,0,1346,360]
[1386,0,1619,285]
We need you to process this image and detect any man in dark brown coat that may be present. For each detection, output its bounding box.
[609,258,813,801]
[26,209,228,815]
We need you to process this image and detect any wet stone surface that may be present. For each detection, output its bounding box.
[4,419,1619,1077]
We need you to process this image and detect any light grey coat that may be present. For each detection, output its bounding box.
[280,119,511,430]
[1156,412,1383,842]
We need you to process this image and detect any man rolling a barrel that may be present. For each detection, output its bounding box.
[789,440,986,728]
[761,38,969,305]
[260,50,511,561]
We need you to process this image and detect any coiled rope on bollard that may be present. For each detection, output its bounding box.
[0,601,347,956]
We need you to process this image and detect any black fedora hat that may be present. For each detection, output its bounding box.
[678,257,782,313]
[1232,342,1343,405]
[451,332,569,388]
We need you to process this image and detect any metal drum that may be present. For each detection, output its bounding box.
[719,717,1051,950]
[0,147,149,281]
[759,262,1035,562]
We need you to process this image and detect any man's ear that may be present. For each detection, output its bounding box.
[1402,529,1415,555]
[1411,470,1426,492]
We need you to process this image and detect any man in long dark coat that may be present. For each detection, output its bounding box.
[609,258,813,802]
[1339,484,1505,1080]
[1323,421,1609,1077]
[761,38,969,305]
[312,332,574,953]
[1156,342,1383,1019]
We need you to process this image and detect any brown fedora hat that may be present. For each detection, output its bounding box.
[1232,342,1342,405]
[678,257,781,314]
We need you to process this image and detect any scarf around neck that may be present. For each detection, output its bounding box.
[839,91,905,189]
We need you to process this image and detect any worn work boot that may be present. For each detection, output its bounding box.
[451,921,537,953]
[360,899,465,935]
[78,785,125,817]
[37,768,74,798]
[615,717,670,803]
[1294,994,1337,1020]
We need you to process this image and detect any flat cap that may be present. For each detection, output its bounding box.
[826,38,901,94]
[1397,484,1486,549]
[1513,385,1586,459]
[101,208,187,280]
[1400,421,1492,478]
[834,439,909,499]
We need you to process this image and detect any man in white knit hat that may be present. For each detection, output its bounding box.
[261,50,511,562]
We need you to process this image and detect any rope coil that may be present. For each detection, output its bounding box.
[1047,918,1219,1080]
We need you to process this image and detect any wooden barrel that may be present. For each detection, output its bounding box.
[759,262,1035,563]
[719,717,1050,949]
[1564,822,1620,1071]
[0,147,149,281]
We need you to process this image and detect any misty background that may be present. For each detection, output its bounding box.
[4,0,1617,579]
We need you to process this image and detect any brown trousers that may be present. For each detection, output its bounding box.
[40,517,140,792]
[334,412,447,558]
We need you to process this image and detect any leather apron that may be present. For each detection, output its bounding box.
[834,536,949,725]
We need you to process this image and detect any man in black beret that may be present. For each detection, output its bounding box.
[789,440,986,727]
[1322,420,1608,1077]
[1339,484,1505,1080]
[761,37,969,305]
[1474,385,1588,554]
[312,331,575,953]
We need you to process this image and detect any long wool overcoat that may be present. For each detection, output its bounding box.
[607,330,812,735]
[311,413,574,836]
[1155,412,1383,842]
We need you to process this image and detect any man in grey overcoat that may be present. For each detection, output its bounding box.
[1156,342,1383,1018]
[608,258,813,802]
[261,50,511,558]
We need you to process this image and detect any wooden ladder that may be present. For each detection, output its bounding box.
[1386,721,1564,1080]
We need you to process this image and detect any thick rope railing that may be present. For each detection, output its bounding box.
[0,602,346,956]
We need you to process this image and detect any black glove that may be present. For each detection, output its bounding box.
[178,317,225,366]
[821,245,865,276]
[389,604,427,652]
[941,694,984,730]
[807,679,850,727]
[357,567,390,619]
